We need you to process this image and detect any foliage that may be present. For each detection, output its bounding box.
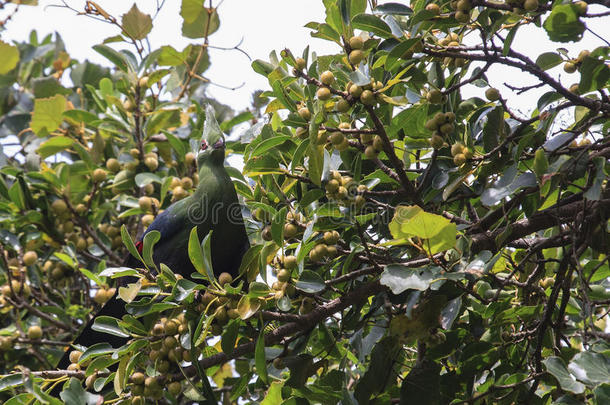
[0,0,609,404]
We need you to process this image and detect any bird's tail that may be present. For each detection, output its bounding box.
[55,290,130,370]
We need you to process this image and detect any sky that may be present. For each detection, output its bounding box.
[1,1,607,114]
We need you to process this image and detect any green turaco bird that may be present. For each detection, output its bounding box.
[56,105,249,369]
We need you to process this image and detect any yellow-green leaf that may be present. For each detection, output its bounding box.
[121,4,153,40]
[30,94,66,136]
[0,40,19,74]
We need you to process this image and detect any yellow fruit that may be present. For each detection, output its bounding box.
[320,70,335,85]
[373,135,384,151]
[563,61,577,73]
[144,157,158,171]
[330,132,345,145]
[317,87,331,100]
[130,148,140,158]
[94,288,109,304]
[138,76,149,88]
[569,83,580,94]
[430,134,444,149]
[106,158,121,172]
[457,0,471,11]
[574,1,588,15]
[185,152,196,165]
[277,269,291,283]
[349,84,363,98]
[27,325,43,340]
[451,142,464,156]
[453,153,467,166]
[23,251,37,266]
[349,49,365,65]
[92,168,107,182]
[298,107,311,120]
[425,3,440,14]
[142,214,154,226]
[336,98,351,113]
[463,147,473,159]
[455,10,469,22]
[360,90,375,105]
[69,350,82,364]
[326,179,340,193]
[262,225,273,241]
[139,196,152,211]
[295,57,306,70]
[349,36,364,50]
[284,255,297,270]
[577,50,590,62]
[323,230,340,245]
[284,223,299,239]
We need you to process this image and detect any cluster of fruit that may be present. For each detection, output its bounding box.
[93,286,116,305]
[271,255,298,299]
[324,171,367,210]
[505,0,542,13]
[49,199,92,251]
[128,373,182,404]
[308,230,340,263]
[198,272,241,336]
[450,142,474,166]
[437,32,467,68]
[97,222,123,249]
[425,111,456,150]
[259,211,306,242]
[564,50,590,74]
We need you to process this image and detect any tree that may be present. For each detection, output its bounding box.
[0,0,609,403]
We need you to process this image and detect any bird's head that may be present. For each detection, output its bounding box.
[197,105,226,167]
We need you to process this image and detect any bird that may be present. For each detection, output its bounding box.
[55,105,250,370]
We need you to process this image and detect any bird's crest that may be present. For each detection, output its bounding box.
[201,104,224,148]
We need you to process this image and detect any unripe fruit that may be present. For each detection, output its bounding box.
[425,3,440,14]
[316,87,331,100]
[85,374,96,389]
[336,98,351,113]
[138,76,149,88]
[144,157,158,171]
[349,36,364,50]
[349,49,365,65]
[427,89,443,104]
[330,132,345,145]
[284,223,298,239]
[164,320,179,336]
[138,196,153,211]
[168,381,182,396]
[277,269,291,283]
[284,255,297,270]
[273,357,285,369]
[92,168,107,182]
[323,230,340,245]
[425,119,438,131]
[130,148,140,158]
[218,272,233,286]
[372,135,384,151]
[163,336,178,350]
[320,70,335,85]
[574,1,588,15]
[451,142,464,156]
[577,50,590,62]
[455,10,469,22]
[94,288,110,304]
[106,158,121,173]
[185,152,196,165]
[27,325,43,340]
[360,90,375,105]
[563,62,577,73]
[298,107,311,120]
[463,147,473,159]
[152,323,165,336]
[453,153,467,166]
[444,112,456,122]
[349,84,363,98]
[569,83,580,94]
[523,0,538,11]
[69,350,82,364]
[364,145,378,159]
[142,214,154,226]
[457,0,471,11]
[23,251,37,266]
[181,177,193,189]
[440,123,454,135]
[326,179,340,193]
[485,88,500,101]
[295,57,306,70]
[51,199,68,214]
[430,134,444,149]
[67,363,80,371]
[262,225,273,241]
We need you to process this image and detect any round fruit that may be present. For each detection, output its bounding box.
[451,142,464,156]
[349,84,363,98]
[273,357,285,369]
[430,134,444,149]
[92,168,107,182]
[284,223,298,239]
[138,76,149,88]
[298,107,311,120]
[320,70,335,85]
[563,61,577,73]
[138,196,153,211]
[94,288,109,304]
[284,256,297,270]
[27,325,43,340]
[427,89,443,104]
[364,145,378,159]
[316,87,331,100]
[574,1,588,15]
[51,199,68,214]
[444,112,456,122]
[23,251,37,266]
[349,36,364,50]
[185,152,196,165]
[485,88,500,101]
[295,57,306,70]
[373,135,384,151]
[330,132,345,145]
[335,98,351,113]
[218,272,233,286]
[523,0,538,10]
[425,3,440,14]
[69,350,82,364]
[455,10,470,22]
[457,0,471,11]
[168,381,182,396]
[577,50,590,62]
[326,179,340,193]
[262,226,273,241]
[144,157,158,171]
[323,230,340,245]
[425,119,438,131]
[349,49,365,65]
[453,153,467,166]
[569,83,580,94]
[277,269,291,283]
[440,123,454,135]
[463,147,473,159]
[164,320,179,335]
[360,90,375,105]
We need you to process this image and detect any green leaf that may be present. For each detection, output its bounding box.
[92,316,130,338]
[157,45,189,66]
[535,52,563,71]
[542,4,585,43]
[141,230,160,270]
[79,343,114,365]
[37,136,74,159]
[352,14,393,38]
[261,381,284,405]
[60,377,102,405]
[0,374,25,392]
[237,295,261,319]
[567,352,610,386]
[30,95,66,136]
[188,226,206,278]
[296,270,325,293]
[62,109,98,125]
[380,265,437,294]
[389,205,456,253]
[121,4,153,40]
[255,328,269,384]
[578,56,610,94]
[134,172,161,187]
[221,319,239,355]
[32,77,71,98]
[543,356,585,394]
[92,44,130,72]
[0,40,19,74]
[120,225,144,265]
[308,144,324,186]
[181,0,220,39]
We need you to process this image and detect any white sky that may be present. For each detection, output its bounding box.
[1,1,607,114]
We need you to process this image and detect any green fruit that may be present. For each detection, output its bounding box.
[262,225,273,241]
[349,49,365,65]
[523,0,538,11]
[23,251,37,266]
[298,107,311,120]
[316,87,331,100]
[457,0,471,11]
[131,372,146,385]
[372,135,384,151]
[277,269,291,283]
[433,112,447,127]
[455,10,470,22]
[144,157,158,171]
[427,89,443,104]
[325,179,340,193]
[569,83,580,94]
[360,90,375,105]
[284,223,299,239]
[444,112,456,122]
[336,98,351,112]
[330,132,345,145]
[273,357,285,369]
[92,168,107,182]
[451,142,464,156]
[168,381,182,396]
[51,199,68,214]
[425,119,438,131]
[218,272,233,286]
[574,1,588,15]
[152,323,165,336]
[320,70,335,85]
[453,153,467,166]
[138,196,153,211]
[349,84,363,98]
[284,255,298,269]
[295,57,306,70]
[563,62,577,73]
[463,147,473,159]
[430,134,444,149]
[425,3,440,15]
[27,325,43,340]
[364,145,378,159]
[440,122,454,135]
[323,230,340,245]
[485,88,500,101]
[106,158,121,173]
[349,36,364,50]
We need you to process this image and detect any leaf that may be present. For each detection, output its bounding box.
[237,295,261,320]
[542,4,585,43]
[295,270,326,293]
[389,206,457,253]
[535,52,563,71]
[221,319,239,355]
[92,316,130,338]
[0,40,19,74]
[37,136,74,159]
[157,45,189,66]
[121,225,144,265]
[181,0,220,39]
[261,381,284,405]
[380,265,436,294]
[352,14,393,38]
[188,226,206,278]
[134,172,161,187]
[92,44,130,72]
[481,172,536,206]
[0,374,25,392]
[118,281,141,303]
[255,328,269,384]
[578,56,610,94]
[440,296,462,330]
[543,357,585,394]
[79,343,114,365]
[30,95,66,136]
[121,4,152,40]
[60,377,102,405]
[567,352,610,386]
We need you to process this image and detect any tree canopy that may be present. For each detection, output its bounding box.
[0,0,609,404]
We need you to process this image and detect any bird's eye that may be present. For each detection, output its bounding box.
[200,140,208,150]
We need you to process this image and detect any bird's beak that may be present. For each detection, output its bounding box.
[212,138,225,150]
